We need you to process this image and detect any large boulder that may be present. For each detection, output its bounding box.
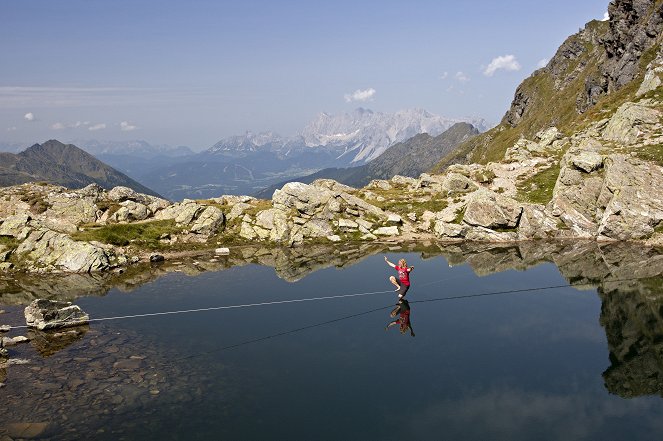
[272,182,335,216]
[602,101,661,144]
[254,208,289,242]
[111,200,150,223]
[597,155,663,240]
[0,213,32,238]
[518,205,560,239]
[24,299,89,330]
[190,206,225,235]
[463,189,523,229]
[16,229,112,272]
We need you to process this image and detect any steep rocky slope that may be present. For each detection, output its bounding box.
[433,0,662,170]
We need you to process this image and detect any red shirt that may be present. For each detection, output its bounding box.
[394,265,411,286]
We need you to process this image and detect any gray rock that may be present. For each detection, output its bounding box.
[190,206,225,235]
[227,202,252,221]
[311,179,355,193]
[571,151,604,173]
[463,189,523,229]
[391,175,418,187]
[603,102,661,144]
[443,173,478,195]
[337,218,359,231]
[111,201,150,222]
[465,227,518,242]
[255,208,289,242]
[0,213,31,237]
[150,254,165,262]
[327,235,342,242]
[0,325,10,332]
[366,179,392,190]
[2,335,29,346]
[387,214,402,225]
[272,182,335,216]
[518,205,560,240]
[25,299,90,330]
[16,229,112,272]
[215,247,230,255]
[433,221,468,238]
[373,226,399,236]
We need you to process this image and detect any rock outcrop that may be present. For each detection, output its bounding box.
[24,299,89,330]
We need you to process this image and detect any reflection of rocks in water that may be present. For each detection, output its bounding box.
[28,326,88,357]
[0,325,233,440]
[600,280,663,398]
[2,240,663,307]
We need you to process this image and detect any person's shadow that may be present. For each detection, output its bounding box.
[385,299,415,337]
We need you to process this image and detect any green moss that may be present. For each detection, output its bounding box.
[72,220,182,249]
[516,163,561,204]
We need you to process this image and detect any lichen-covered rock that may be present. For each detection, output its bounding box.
[16,229,113,272]
[597,155,663,240]
[518,205,560,239]
[111,201,150,223]
[463,189,523,229]
[443,173,478,195]
[433,221,467,238]
[602,101,661,144]
[571,151,604,173]
[0,213,31,238]
[337,218,359,231]
[273,182,335,216]
[227,202,252,221]
[255,208,289,242]
[190,206,225,235]
[24,299,89,330]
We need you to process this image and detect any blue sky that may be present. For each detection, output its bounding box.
[1,0,609,149]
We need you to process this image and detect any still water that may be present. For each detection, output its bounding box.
[1,241,663,440]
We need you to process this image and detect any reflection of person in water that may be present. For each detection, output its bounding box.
[386,299,415,336]
[384,256,413,299]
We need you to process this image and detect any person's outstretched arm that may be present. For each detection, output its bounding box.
[384,256,395,268]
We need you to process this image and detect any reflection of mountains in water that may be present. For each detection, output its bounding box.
[2,240,663,397]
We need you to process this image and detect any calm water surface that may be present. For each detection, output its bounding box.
[2,245,663,440]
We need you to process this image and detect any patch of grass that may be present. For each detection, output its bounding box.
[243,199,273,217]
[95,200,122,218]
[19,192,51,214]
[453,207,466,224]
[516,163,561,204]
[634,144,663,166]
[0,236,19,249]
[72,219,182,249]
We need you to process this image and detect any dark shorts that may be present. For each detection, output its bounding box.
[397,284,410,297]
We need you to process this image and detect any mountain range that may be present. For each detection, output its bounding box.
[257,122,479,197]
[0,140,159,196]
[133,108,486,199]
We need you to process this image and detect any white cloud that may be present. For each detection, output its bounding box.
[6,126,17,131]
[50,121,90,130]
[483,55,522,76]
[24,112,35,121]
[344,88,376,103]
[602,11,609,21]
[439,72,449,80]
[455,71,470,83]
[88,123,106,131]
[120,121,138,131]
[537,58,549,68]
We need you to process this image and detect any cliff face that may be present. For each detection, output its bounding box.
[433,0,663,169]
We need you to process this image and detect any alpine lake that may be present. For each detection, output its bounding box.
[1,240,663,440]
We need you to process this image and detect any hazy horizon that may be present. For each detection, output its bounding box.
[1,0,609,149]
